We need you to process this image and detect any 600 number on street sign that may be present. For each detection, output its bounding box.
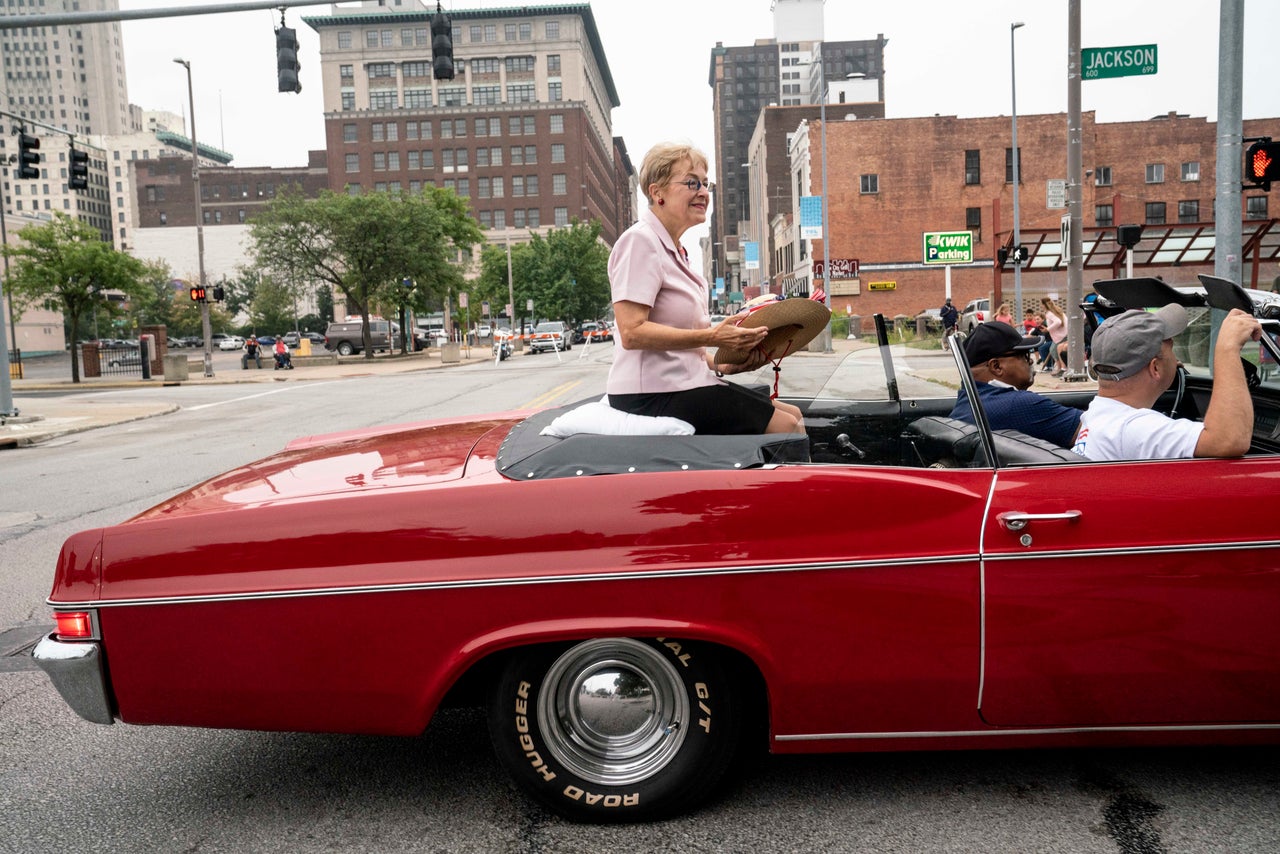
[923,231,973,265]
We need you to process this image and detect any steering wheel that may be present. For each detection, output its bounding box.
[1166,364,1188,418]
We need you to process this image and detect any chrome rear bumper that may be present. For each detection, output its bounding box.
[32,634,115,724]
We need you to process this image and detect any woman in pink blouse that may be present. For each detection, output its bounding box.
[606,142,804,434]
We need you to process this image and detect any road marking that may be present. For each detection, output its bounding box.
[522,379,583,410]
[185,382,339,411]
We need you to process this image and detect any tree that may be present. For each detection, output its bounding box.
[474,220,611,331]
[247,273,297,335]
[2,214,149,382]
[249,187,483,358]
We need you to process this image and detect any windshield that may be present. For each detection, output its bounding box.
[535,322,563,333]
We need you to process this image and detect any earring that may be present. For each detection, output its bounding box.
[658,198,665,206]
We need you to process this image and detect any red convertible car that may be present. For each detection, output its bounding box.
[35,277,1280,822]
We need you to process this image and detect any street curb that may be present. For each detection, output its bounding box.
[0,403,179,449]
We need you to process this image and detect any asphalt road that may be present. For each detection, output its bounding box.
[1,353,1277,853]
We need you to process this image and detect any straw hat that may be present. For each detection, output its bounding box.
[713,296,832,365]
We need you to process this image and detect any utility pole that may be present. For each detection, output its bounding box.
[1064,0,1086,380]
[1216,0,1244,286]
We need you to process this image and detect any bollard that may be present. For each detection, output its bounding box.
[162,353,189,381]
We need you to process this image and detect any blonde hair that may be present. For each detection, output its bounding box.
[638,142,709,204]
[1041,296,1065,319]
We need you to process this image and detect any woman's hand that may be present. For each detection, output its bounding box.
[709,315,768,351]
[715,349,769,375]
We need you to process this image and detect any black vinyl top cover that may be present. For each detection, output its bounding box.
[497,399,811,480]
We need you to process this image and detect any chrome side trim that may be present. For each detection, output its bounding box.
[32,634,115,725]
[46,538,1280,611]
[48,553,981,609]
[776,722,1280,742]
[976,474,1000,713]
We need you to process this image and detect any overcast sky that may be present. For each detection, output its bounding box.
[118,0,1280,257]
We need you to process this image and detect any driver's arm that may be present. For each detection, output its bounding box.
[1195,309,1262,457]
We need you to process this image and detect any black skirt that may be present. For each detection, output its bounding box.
[608,382,775,435]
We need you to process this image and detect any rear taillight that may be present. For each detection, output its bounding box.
[53,611,95,640]
[977,312,985,321]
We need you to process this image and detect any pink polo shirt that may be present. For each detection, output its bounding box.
[606,207,716,395]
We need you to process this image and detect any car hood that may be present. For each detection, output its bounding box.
[131,415,521,521]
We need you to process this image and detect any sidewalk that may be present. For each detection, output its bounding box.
[0,345,496,449]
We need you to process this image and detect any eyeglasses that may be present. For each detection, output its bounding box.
[671,178,715,193]
[999,351,1034,362]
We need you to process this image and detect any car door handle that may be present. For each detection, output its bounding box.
[997,510,1082,532]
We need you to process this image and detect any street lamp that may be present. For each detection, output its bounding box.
[1010,21,1026,320]
[817,58,833,353]
[174,57,213,377]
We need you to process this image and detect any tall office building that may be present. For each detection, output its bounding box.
[303,1,632,246]
[0,0,131,244]
[708,0,885,295]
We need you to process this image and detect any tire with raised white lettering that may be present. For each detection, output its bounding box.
[488,637,742,822]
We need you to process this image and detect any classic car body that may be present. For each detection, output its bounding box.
[35,278,1280,821]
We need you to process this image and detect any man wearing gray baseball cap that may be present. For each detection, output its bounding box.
[1071,305,1261,460]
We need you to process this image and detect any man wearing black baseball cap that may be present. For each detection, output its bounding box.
[950,320,1082,448]
[1071,305,1261,460]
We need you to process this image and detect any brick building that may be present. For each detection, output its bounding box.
[131,151,330,290]
[303,2,633,247]
[780,110,1280,323]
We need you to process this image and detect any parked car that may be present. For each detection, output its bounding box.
[477,324,493,339]
[37,276,1280,823]
[217,335,245,351]
[528,320,571,353]
[959,298,989,333]
[255,335,277,347]
[577,321,612,342]
[324,320,396,356]
[104,352,143,368]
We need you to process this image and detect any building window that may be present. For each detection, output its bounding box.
[372,122,385,142]
[339,64,353,79]
[475,117,488,136]
[1181,161,1200,181]
[489,147,503,166]
[554,206,568,226]
[421,150,435,169]
[527,208,540,228]
[494,209,506,229]
[473,85,501,105]
[409,151,420,170]
[1095,203,1114,227]
[476,148,489,167]
[512,176,524,197]
[511,146,523,165]
[373,152,387,172]
[553,173,567,195]
[403,61,429,78]
[545,21,560,39]
[513,208,526,228]
[401,28,414,47]
[454,119,467,137]
[479,210,492,228]
[473,57,501,75]
[526,175,538,195]
[457,178,469,197]
[860,174,879,194]
[551,143,565,163]
[406,121,419,140]
[505,23,517,41]
[1178,199,1199,223]
[1145,202,1166,224]
[1146,163,1165,184]
[507,84,536,103]
[366,30,379,48]
[509,116,523,135]
[520,22,531,40]
[1004,148,1021,183]
[492,177,504,198]
[341,91,355,110]
[338,31,352,49]
[420,121,433,140]
[523,145,537,164]
[441,122,453,139]
[370,90,398,109]
[964,149,980,185]
[388,152,401,171]
[485,24,497,42]
[1247,196,1268,220]
[489,117,501,136]
[478,177,491,198]
[547,54,561,74]
[345,153,359,173]
[550,114,564,134]
[469,25,482,42]
[456,149,468,169]
[506,56,536,73]
[965,206,981,235]
[381,29,394,47]
[548,82,562,101]
[442,150,454,169]
[343,123,357,143]
[368,62,395,78]
[1094,165,1112,186]
[439,87,465,107]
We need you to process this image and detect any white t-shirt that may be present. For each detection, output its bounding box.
[1071,396,1204,461]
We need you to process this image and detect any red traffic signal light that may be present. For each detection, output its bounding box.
[190,286,207,302]
[1246,139,1280,189]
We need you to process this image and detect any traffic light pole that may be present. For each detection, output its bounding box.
[0,0,333,31]
[175,59,214,378]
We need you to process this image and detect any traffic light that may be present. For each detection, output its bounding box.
[1010,244,1027,264]
[997,247,1009,267]
[1245,139,1280,190]
[212,285,225,302]
[431,7,454,80]
[190,286,207,302]
[276,25,301,93]
[17,132,40,179]
[68,147,89,190]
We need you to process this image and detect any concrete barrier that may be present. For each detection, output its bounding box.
[162,353,189,381]
[441,342,461,364]
[292,353,338,367]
